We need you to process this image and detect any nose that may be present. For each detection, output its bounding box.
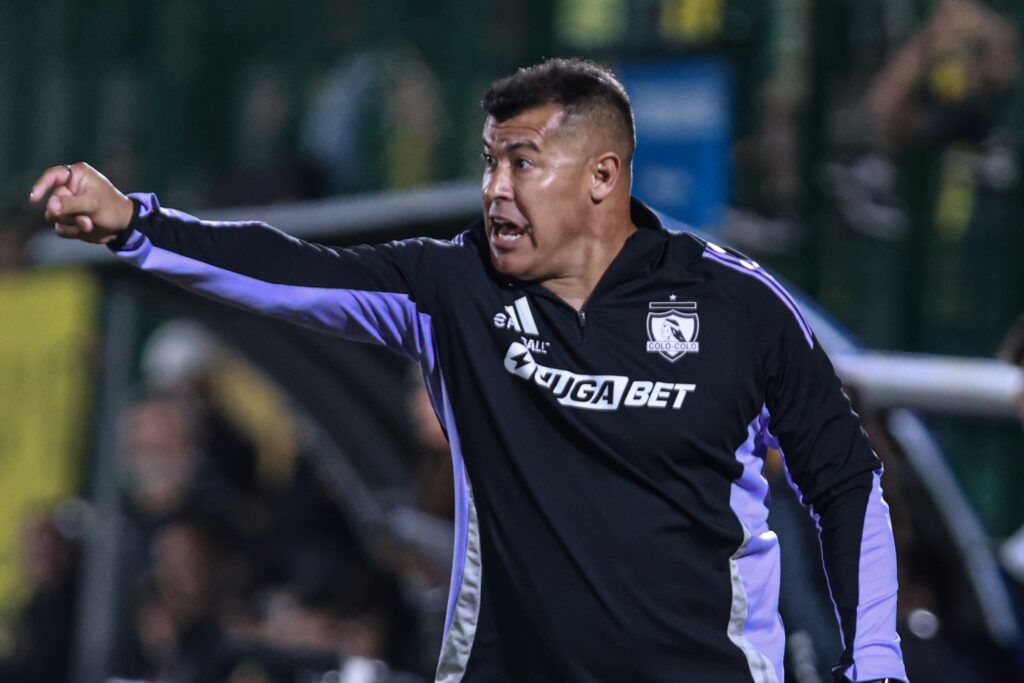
[483,163,513,204]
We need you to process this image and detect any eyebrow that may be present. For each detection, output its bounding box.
[482,139,541,153]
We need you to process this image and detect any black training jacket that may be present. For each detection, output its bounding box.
[109,194,907,683]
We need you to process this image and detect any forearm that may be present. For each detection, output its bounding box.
[868,31,930,146]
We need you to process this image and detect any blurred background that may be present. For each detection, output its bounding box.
[1,0,1023,681]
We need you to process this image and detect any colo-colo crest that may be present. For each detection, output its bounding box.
[646,301,700,362]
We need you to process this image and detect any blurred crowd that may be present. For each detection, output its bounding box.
[0,509,80,682]
[0,320,453,683]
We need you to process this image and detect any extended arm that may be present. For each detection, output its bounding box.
[30,163,434,359]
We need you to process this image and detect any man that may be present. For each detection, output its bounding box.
[31,58,907,683]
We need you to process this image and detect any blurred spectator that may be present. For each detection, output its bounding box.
[107,369,426,678]
[301,44,443,195]
[869,0,1019,152]
[214,551,416,681]
[865,0,1021,250]
[0,510,81,683]
[805,0,1024,357]
[117,394,243,541]
[257,454,363,597]
[218,63,326,207]
[248,558,398,661]
[141,320,260,498]
[115,520,235,683]
[110,395,243,677]
[817,0,1020,248]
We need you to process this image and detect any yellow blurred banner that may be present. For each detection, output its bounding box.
[0,269,97,611]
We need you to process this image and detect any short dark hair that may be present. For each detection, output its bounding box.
[482,58,636,161]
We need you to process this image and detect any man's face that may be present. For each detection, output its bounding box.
[481,103,592,281]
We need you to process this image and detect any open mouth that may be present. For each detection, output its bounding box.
[491,217,528,244]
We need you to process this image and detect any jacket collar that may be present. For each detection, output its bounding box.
[469,197,670,301]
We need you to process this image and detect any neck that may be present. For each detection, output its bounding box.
[541,209,636,311]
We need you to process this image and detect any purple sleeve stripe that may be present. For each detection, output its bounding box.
[844,469,907,682]
[701,248,814,348]
[431,372,469,638]
[767,412,848,648]
[114,231,428,359]
[706,249,811,339]
[387,314,469,642]
[423,363,484,678]
[401,320,474,648]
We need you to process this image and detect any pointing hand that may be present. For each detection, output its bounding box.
[29,162,135,245]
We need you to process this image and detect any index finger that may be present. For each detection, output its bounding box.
[28,165,73,203]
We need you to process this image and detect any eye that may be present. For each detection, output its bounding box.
[481,152,496,168]
[515,158,533,170]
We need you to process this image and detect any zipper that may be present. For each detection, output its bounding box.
[576,309,587,342]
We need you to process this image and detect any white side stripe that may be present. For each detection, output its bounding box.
[728,524,780,683]
[436,480,483,682]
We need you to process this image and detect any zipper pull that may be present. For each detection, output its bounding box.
[577,310,587,327]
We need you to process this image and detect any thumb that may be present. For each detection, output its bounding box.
[49,191,99,218]
[75,215,96,234]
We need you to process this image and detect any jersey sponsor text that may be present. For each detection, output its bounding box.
[504,342,695,411]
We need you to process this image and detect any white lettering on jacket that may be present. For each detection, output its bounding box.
[504,342,695,411]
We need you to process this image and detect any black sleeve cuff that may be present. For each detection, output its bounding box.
[106,197,142,252]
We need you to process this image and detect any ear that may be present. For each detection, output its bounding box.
[590,152,623,202]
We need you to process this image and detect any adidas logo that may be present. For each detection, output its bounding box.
[493,296,540,337]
